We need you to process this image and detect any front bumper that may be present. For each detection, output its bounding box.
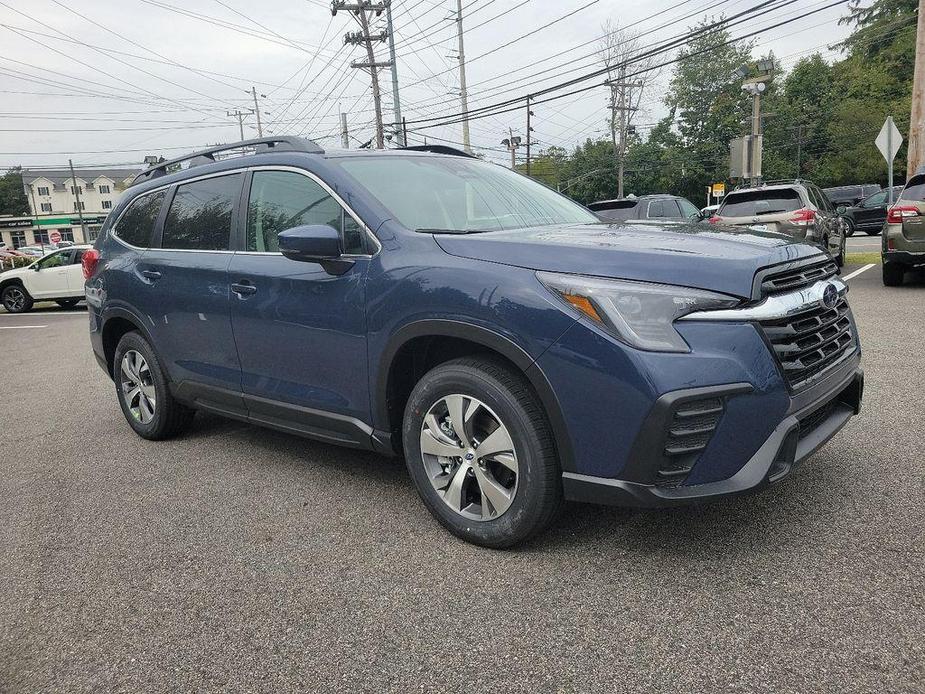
[563,363,863,508]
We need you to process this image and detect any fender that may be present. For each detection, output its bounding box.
[375,318,576,472]
[98,304,159,376]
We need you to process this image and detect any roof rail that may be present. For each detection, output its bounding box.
[732,178,816,191]
[131,136,324,185]
[397,144,475,158]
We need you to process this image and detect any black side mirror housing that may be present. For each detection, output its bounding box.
[278,224,354,275]
[836,205,847,214]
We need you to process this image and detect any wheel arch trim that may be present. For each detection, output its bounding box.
[375,319,575,471]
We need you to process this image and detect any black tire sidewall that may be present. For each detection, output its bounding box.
[882,262,904,286]
[844,220,855,237]
[2,285,32,313]
[402,359,559,548]
[113,332,174,440]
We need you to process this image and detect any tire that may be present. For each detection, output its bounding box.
[843,219,855,237]
[835,241,845,269]
[113,331,193,440]
[882,261,905,287]
[1,284,33,313]
[402,356,562,548]
[56,298,80,308]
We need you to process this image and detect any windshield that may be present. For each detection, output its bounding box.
[719,189,803,217]
[336,155,598,232]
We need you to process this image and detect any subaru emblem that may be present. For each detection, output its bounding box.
[464,452,475,461]
[821,283,838,309]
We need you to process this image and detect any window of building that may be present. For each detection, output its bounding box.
[113,189,166,248]
[40,203,52,213]
[33,230,49,244]
[101,200,112,210]
[70,185,83,195]
[162,174,241,251]
[10,230,25,248]
[58,229,74,242]
[246,170,364,254]
[99,184,111,194]
[73,201,85,211]
[37,186,49,196]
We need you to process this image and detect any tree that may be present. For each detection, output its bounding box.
[0,168,29,216]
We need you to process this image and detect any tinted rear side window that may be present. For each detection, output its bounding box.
[720,189,803,216]
[114,190,166,248]
[648,199,682,218]
[900,176,925,202]
[162,174,241,250]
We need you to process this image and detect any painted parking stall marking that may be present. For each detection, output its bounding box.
[843,264,876,281]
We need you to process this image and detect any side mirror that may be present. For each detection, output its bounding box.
[32,263,41,271]
[836,205,847,214]
[278,224,353,275]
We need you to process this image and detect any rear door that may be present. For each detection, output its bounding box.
[65,248,88,296]
[134,172,245,408]
[227,167,373,441]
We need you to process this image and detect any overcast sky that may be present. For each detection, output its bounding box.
[0,0,853,171]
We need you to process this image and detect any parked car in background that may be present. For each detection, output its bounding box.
[85,136,862,548]
[0,245,89,312]
[823,184,881,208]
[588,194,701,222]
[836,186,903,236]
[16,245,50,257]
[881,172,925,285]
[709,180,846,266]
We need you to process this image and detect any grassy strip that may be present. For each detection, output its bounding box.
[845,252,881,265]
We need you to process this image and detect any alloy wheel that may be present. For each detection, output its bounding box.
[120,350,157,424]
[3,287,25,312]
[419,394,518,521]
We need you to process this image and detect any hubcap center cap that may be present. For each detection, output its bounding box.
[463,449,476,462]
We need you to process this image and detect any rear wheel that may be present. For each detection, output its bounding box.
[56,298,80,309]
[402,356,562,548]
[1,284,32,313]
[114,331,193,440]
[882,261,905,286]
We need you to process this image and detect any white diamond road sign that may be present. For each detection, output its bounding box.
[875,116,902,163]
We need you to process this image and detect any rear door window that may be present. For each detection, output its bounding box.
[114,190,166,248]
[162,174,242,250]
[720,189,803,217]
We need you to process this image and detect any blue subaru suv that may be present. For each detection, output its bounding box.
[84,137,863,547]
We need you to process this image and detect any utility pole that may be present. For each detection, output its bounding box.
[250,86,264,137]
[336,1,392,149]
[455,0,471,152]
[340,112,350,148]
[68,159,86,243]
[788,124,805,177]
[384,0,403,146]
[526,95,534,177]
[606,72,642,198]
[502,129,521,169]
[227,108,253,140]
[908,0,925,176]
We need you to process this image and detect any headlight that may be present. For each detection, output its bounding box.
[537,271,740,352]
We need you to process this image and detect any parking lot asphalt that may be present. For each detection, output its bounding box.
[1,265,923,694]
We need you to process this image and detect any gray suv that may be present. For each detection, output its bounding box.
[710,180,846,267]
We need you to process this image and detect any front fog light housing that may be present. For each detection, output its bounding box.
[537,271,740,352]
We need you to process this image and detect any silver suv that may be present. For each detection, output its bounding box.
[710,180,846,267]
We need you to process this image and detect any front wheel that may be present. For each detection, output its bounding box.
[113,331,193,440]
[402,356,562,548]
[843,219,855,237]
[1,284,33,313]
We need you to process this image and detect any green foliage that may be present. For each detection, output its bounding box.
[527,0,917,202]
[0,168,29,216]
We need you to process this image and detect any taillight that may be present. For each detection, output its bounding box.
[81,248,100,280]
[886,204,918,224]
[708,215,720,224]
[788,208,816,226]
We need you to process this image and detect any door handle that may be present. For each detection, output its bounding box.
[231,281,257,297]
[141,269,161,280]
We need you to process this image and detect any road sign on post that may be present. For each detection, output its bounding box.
[49,230,62,245]
[876,116,903,205]
[712,182,725,198]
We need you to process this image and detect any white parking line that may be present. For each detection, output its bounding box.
[842,263,876,281]
[0,325,46,329]
[0,311,86,317]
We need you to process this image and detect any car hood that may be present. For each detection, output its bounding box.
[433,222,823,299]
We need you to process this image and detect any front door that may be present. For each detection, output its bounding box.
[134,173,244,406]
[228,168,372,444]
[28,249,72,298]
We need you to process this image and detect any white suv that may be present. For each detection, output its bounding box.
[0,245,89,313]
